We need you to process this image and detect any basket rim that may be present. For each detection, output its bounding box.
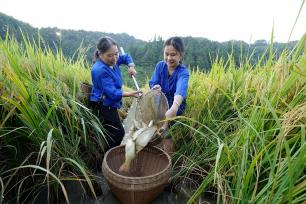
[103,145,171,180]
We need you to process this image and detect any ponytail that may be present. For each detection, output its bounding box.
[92,50,100,63]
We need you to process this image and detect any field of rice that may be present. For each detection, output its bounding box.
[0,32,305,204]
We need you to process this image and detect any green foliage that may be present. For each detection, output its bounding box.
[170,34,306,204]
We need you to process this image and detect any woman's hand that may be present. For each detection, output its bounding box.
[165,95,182,118]
[151,84,161,91]
[128,66,137,77]
[165,106,178,119]
[123,90,142,98]
[130,90,142,98]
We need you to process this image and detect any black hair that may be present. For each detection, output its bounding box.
[93,36,118,62]
[164,36,184,63]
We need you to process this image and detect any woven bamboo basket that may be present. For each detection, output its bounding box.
[102,145,171,204]
[147,133,163,147]
[80,82,92,98]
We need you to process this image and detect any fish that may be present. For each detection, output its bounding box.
[119,137,136,173]
[134,120,157,153]
[119,90,169,173]
[119,120,157,172]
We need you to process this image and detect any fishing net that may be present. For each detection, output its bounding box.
[135,89,169,128]
[121,89,169,146]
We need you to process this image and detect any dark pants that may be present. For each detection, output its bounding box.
[89,101,125,150]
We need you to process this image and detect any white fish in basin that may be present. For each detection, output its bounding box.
[119,121,137,173]
[134,120,157,153]
[119,120,157,173]
[119,137,136,173]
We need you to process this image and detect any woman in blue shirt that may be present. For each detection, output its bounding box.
[90,37,142,151]
[149,36,190,154]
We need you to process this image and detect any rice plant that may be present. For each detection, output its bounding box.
[170,33,306,203]
[0,32,108,203]
[1,21,305,204]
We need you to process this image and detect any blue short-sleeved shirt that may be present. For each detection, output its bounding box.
[90,54,134,108]
[149,61,189,115]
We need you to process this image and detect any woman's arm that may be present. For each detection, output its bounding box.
[117,54,137,76]
[165,95,183,118]
[117,53,134,66]
[175,69,189,99]
[123,90,142,98]
[101,71,122,101]
[166,69,189,118]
